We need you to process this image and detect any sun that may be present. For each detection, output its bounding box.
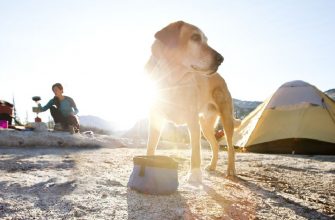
[130,73,158,116]
[108,71,157,131]
[78,38,156,131]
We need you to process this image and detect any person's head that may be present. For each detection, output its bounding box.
[52,83,63,97]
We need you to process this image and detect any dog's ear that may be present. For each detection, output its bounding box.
[155,21,184,47]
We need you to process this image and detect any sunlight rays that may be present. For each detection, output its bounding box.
[105,71,157,130]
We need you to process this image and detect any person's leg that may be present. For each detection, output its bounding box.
[50,106,67,130]
[50,106,63,123]
[66,115,80,133]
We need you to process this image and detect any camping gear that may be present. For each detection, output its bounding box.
[0,120,8,129]
[230,80,335,154]
[32,96,42,122]
[128,155,179,195]
[215,129,225,140]
[0,100,14,126]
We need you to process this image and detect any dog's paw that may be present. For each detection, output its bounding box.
[226,168,236,178]
[186,168,202,184]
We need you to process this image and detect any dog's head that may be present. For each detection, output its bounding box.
[151,21,223,77]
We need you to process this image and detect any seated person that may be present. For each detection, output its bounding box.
[38,83,80,133]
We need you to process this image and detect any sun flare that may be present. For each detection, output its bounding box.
[108,71,157,130]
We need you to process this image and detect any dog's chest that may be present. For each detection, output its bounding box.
[153,85,200,123]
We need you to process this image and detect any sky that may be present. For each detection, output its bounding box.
[1,0,334,130]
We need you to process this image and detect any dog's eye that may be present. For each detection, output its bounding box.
[191,34,201,42]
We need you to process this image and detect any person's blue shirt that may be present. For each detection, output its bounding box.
[39,96,79,117]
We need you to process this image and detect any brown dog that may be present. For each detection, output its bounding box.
[145,21,239,182]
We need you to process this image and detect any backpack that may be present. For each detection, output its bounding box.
[0,100,14,126]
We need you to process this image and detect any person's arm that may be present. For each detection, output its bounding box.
[73,105,79,115]
[68,97,79,115]
[38,99,55,112]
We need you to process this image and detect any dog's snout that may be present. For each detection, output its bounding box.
[216,53,224,64]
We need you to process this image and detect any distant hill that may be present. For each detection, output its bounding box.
[325,89,335,100]
[233,98,262,119]
[124,98,262,140]
[122,119,148,139]
[122,118,189,143]
[79,115,114,132]
[79,98,262,136]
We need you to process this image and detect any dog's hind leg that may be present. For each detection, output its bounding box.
[146,115,164,156]
[221,113,236,176]
[213,87,236,177]
[199,112,220,171]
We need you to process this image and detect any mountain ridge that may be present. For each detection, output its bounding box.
[79,88,334,133]
[325,89,335,100]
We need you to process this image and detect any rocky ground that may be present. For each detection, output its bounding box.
[0,138,334,219]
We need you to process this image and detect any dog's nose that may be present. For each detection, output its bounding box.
[216,53,224,64]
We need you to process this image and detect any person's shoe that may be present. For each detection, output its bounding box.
[53,123,63,131]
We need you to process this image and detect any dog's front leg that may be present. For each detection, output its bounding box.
[146,115,164,156]
[187,121,202,183]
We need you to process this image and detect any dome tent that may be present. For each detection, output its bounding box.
[233,80,335,154]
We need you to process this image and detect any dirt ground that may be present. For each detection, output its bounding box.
[0,144,334,220]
